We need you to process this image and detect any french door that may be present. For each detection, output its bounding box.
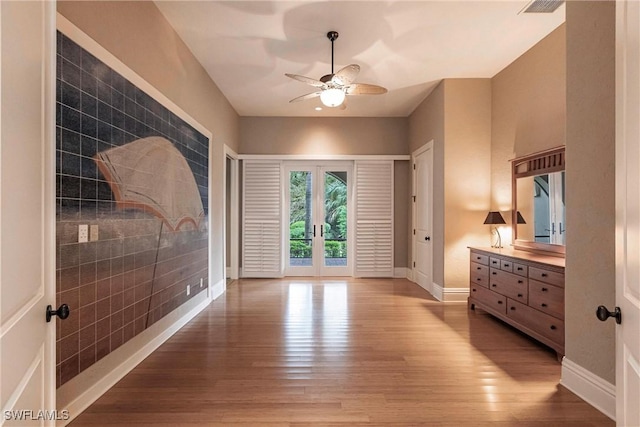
[285,163,352,276]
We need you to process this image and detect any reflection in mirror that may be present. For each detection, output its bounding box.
[511,146,565,255]
[516,171,565,245]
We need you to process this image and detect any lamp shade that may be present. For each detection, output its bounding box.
[320,88,345,107]
[516,211,527,224]
[483,211,506,225]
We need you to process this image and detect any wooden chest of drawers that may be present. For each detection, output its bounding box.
[468,247,565,357]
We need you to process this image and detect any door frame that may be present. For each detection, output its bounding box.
[411,141,434,291]
[223,145,239,281]
[283,161,353,277]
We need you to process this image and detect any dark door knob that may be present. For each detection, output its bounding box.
[425,236,431,241]
[46,304,70,322]
[596,305,621,324]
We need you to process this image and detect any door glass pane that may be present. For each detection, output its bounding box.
[324,171,347,267]
[289,171,313,267]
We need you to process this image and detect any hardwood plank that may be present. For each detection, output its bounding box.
[69,278,613,426]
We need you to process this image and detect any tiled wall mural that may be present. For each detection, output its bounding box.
[56,32,209,387]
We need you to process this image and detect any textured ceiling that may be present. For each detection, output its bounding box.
[155,1,565,117]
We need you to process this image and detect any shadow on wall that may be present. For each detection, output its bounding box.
[56,32,209,387]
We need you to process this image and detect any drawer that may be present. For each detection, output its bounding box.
[507,299,564,346]
[513,262,528,277]
[529,267,564,287]
[489,257,501,268]
[470,262,489,288]
[471,252,489,266]
[500,259,513,272]
[529,279,564,319]
[470,284,506,315]
[488,269,528,304]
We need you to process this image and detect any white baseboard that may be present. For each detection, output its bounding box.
[394,267,408,278]
[57,294,211,426]
[429,283,469,302]
[406,268,414,281]
[560,357,616,421]
[210,278,225,300]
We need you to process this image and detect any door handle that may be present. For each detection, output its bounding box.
[425,236,430,241]
[320,224,324,237]
[596,305,621,324]
[46,304,70,322]
[313,225,316,237]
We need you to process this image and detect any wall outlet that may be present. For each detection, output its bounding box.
[78,224,88,243]
[186,284,191,296]
[200,278,203,288]
[89,224,99,241]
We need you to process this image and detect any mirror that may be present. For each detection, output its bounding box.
[512,147,565,255]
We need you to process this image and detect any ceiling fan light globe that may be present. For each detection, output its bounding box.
[320,88,345,107]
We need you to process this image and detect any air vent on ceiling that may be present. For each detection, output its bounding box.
[520,0,564,14]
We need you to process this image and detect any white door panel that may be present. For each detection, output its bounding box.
[0,1,56,424]
[413,143,433,290]
[616,1,640,424]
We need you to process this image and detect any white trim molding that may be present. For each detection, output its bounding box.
[427,283,469,302]
[406,268,414,281]
[393,267,408,279]
[560,357,616,421]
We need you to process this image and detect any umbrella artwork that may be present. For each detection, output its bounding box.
[94,136,206,328]
[94,136,204,231]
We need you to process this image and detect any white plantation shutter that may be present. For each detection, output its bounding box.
[242,161,282,277]
[354,161,394,277]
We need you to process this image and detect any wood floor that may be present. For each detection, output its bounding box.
[70,278,614,426]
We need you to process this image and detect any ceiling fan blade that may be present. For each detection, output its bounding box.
[332,64,360,86]
[289,91,322,103]
[346,83,388,95]
[285,73,326,88]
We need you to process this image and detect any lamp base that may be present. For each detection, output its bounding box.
[491,227,503,249]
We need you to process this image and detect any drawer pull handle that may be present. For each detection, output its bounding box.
[476,256,481,260]
[517,267,523,271]
[541,273,548,277]
[497,300,503,304]
[550,325,557,330]
[510,306,516,311]
[504,263,510,267]
[541,287,548,292]
[541,303,548,308]
[492,261,498,265]
[472,289,476,292]
[517,293,523,298]
[491,284,497,288]
[518,280,523,284]
[477,267,481,270]
[492,272,497,275]
[476,278,481,281]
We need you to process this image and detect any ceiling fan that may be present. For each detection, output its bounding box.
[285,31,388,109]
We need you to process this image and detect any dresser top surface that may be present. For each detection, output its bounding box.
[469,246,565,269]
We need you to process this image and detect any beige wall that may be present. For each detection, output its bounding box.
[565,1,616,384]
[491,24,566,218]
[443,79,492,287]
[240,117,408,155]
[239,116,410,268]
[58,0,239,289]
[408,79,491,289]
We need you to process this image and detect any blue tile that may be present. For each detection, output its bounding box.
[61,105,81,133]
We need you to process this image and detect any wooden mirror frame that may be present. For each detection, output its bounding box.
[511,146,565,256]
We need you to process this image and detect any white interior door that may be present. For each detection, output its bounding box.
[0,1,57,424]
[615,1,640,424]
[412,143,433,291]
[285,163,352,277]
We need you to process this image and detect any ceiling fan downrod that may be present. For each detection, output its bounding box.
[327,31,338,75]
